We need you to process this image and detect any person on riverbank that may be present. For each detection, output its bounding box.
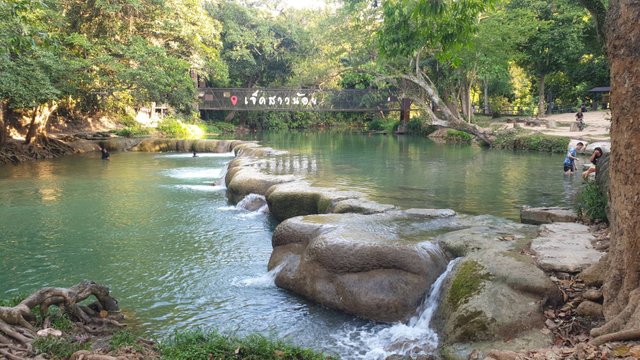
[582,147,603,179]
[575,110,585,131]
[564,142,584,175]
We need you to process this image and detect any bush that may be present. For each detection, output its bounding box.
[113,126,151,138]
[159,331,336,360]
[367,118,386,131]
[576,181,608,222]
[405,117,438,136]
[445,129,473,143]
[158,116,205,139]
[203,122,236,134]
[367,118,398,133]
[516,134,570,153]
[493,129,569,153]
[489,96,510,118]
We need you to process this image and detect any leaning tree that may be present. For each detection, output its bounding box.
[375,0,497,145]
[590,0,640,346]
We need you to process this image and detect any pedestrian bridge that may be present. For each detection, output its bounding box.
[197,88,403,112]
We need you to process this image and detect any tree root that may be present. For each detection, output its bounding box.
[590,288,640,346]
[0,136,78,165]
[0,347,27,360]
[591,328,640,346]
[70,350,121,360]
[0,281,121,359]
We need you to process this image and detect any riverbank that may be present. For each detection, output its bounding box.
[0,110,610,166]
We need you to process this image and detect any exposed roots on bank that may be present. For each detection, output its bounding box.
[0,281,124,359]
[591,288,640,346]
[0,137,77,165]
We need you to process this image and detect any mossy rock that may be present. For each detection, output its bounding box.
[447,260,492,312]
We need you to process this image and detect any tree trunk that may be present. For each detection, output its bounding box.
[590,0,640,345]
[483,79,489,115]
[0,100,6,147]
[24,102,57,145]
[443,86,459,117]
[398,73,494,145]
[537,73,546,117]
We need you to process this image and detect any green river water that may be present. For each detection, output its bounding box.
[0,132,581,359]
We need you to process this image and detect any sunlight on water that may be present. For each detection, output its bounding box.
[172,184,226,192]
[161,167,224,179]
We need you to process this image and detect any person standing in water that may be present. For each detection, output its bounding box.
[99,145,110,160]
[563,142,584,175]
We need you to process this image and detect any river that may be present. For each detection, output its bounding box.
[0,132,581,358]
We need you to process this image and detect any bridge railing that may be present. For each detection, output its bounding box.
[197,88,402,112]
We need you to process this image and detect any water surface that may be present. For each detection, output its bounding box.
[0,133,582,358]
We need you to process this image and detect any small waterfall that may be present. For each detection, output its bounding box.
[236,193,269,213]
[334,258,460,359]
[214,162,230,187]
[235,263,285,287]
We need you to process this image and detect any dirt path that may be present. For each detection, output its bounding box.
[538,110,611,141]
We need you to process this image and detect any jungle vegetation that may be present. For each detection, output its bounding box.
[0,0,609,144]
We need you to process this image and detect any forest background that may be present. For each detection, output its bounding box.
[0,0,610,145]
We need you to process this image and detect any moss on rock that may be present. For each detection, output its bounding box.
[447,261,493,312]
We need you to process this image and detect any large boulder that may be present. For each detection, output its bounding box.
[585,141,611,154]
[266,181,364,222]
[431,217,561,357]
[225,157,297,203]
[268,211,453,323]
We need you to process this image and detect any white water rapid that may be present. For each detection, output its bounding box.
[332,258,460,359]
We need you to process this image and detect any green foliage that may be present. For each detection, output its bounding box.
[493,129,569,153]
[378,0,498,61]
[406,118,438,136]
[576,181,608,222]
[445,129,473,143]
[0,293,26,307]
[159,330,335,360]
[207,1,309,88]
[113,126,151,138]
[205,122,236,134]
[158,116,205,139]
[50,312,74,332]
[33,336,91,359]
[489,96,511,118]
[367,118,398,133]
[109,329,141,351]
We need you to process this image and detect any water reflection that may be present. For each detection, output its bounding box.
[255,132,582,219]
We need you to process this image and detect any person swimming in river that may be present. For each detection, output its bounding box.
[192,150,198,157]
[99,146,110,160]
